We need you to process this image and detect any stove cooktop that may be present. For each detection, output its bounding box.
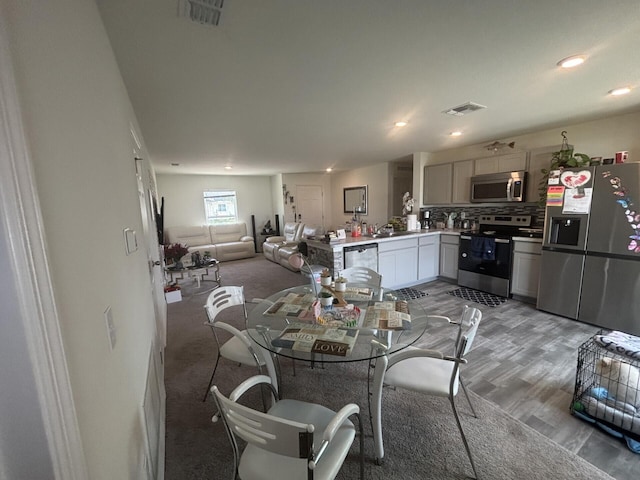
[462,214,541,239]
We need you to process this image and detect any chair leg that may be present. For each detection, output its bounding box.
[355,412,365,480]
[449,396,479,479]
[460,378,478,418]
[203,353,222,402]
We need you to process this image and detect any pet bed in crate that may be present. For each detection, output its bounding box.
[571,330,640,452]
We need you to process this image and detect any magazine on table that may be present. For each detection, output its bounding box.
[341,286,374,301]
[362,300,411,330]
[262,292,316,317]
[271,323,359,357]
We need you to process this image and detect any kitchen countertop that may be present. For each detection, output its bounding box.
[306,228,466,249]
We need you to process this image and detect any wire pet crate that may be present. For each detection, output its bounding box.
[571,330,640,445]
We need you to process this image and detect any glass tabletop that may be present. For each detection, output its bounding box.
[246,284,429,363]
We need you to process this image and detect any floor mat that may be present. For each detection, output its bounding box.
[395,287,428,300]
[447,287,507,307]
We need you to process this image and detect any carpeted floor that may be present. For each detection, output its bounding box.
[447,286,508,307]
[164,256,615,480]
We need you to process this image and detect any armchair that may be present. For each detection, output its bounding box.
[262,222,304,263]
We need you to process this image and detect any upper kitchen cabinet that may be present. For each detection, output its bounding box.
[451,160,474,204]
[526,145,563,205]
[474,152,527,175]
[423,163,452,204]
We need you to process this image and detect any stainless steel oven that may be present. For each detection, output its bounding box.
[457,215,535,297]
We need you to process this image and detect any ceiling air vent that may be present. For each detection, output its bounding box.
[442,101,487,117]
[178,0,226,27]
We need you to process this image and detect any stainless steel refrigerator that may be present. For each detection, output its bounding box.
[537,162,640,336]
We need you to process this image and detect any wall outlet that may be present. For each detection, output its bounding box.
[104,306,116,350]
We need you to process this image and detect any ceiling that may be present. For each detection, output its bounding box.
[96,0,640,176]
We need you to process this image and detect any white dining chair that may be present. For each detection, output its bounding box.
[212,374,364,480]
[339,266,382,289]
[202,286,278,402]
[370,305,483,478]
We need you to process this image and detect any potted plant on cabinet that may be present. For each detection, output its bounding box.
[538,131,591,207]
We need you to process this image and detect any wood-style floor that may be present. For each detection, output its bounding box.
[414,280,638,480]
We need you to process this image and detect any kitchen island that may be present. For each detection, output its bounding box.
[305,229,465,289]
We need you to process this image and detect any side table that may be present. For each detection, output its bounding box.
[165,259,221,289]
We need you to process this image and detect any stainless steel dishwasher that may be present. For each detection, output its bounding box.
[343,243,378,271]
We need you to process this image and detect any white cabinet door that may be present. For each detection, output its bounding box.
[511,252,541,298]
[423,163,452,204]
[474,152,527,175]
[378,251,397,287]
[511,241,542,299]
[378,239,419,288]
[439,235,459,280]
[452,160,474,204]
[418,243,439,280]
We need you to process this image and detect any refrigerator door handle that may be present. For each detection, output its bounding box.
[506,178,513,202]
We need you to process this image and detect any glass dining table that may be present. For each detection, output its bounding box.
[245,283,430,364]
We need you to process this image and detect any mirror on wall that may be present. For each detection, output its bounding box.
[343,185,368,215]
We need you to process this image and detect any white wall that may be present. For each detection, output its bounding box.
[157,174,274,234]
[3,1,158,478]
[331,162,391,230]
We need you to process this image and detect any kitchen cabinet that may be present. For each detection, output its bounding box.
[439,233,459,280]
[451,160,474,204]
[511,240,542,301]
[378,237,418,288]
[423,163,452,204]
[526,145,562,205]
[418,235,440,281]
[474,152,527,175]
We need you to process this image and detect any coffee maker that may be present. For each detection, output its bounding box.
[422,210,433,230]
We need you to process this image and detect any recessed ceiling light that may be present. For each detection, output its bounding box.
[450,131,463,137]
[224,165,232,170]
[609,86,631,96]
[394,121,408,127]
[326,168,332,172]
[557,55,586,68]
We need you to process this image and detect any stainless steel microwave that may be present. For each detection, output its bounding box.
[470,171,526,203]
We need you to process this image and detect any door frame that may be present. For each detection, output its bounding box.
[0,20,87,479]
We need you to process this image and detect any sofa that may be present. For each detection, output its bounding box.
[263,222,319,271]
[164,223,255,262]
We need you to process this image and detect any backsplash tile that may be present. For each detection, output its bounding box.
[420,204,545,227]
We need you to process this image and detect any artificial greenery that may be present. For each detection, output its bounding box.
[538,132,591,207]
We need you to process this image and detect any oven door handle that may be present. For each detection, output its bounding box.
[495,238,510,244]
[460,235,472,240]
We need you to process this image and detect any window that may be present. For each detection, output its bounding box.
[204,190,238,225]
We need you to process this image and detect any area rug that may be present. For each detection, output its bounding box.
[394,287,427,300]
[447,287,507,307]
[164,258,614,480]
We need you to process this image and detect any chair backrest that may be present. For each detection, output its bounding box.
[204,286,247,324]
[455,305,482,358]
[212,382,314,464]
[282,222,304,242]
[339,266,382,288]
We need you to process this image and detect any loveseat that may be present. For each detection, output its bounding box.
[263,222,319,271]
[164,223,255,262]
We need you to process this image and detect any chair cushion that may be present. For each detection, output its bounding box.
[219,332,266,367]
[238,399,355,480]
[385,348,459,397]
